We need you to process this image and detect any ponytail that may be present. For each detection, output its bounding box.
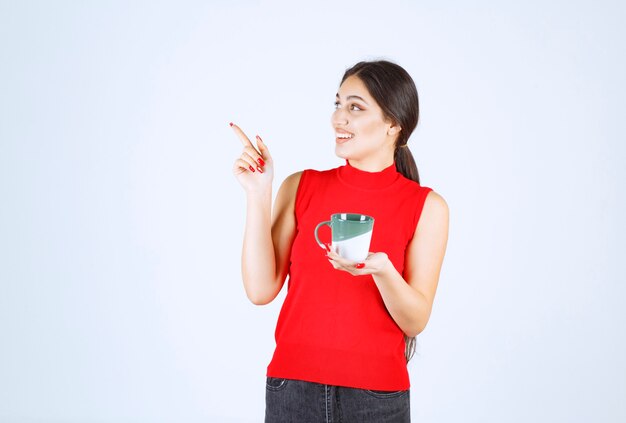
[394,143,420,184]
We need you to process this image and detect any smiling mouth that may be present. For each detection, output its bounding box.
[335,133,354,143]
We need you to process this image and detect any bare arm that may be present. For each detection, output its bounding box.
[373,191,449,336]
[242,171,301,305]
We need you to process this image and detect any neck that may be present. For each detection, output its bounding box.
[346,157,395,172]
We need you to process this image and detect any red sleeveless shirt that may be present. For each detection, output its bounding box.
[266,160,433,390]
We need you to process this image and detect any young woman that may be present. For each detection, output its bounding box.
[231,60,449,423]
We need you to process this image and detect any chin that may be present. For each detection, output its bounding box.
[334,149,348,159]
[335,147,363,162]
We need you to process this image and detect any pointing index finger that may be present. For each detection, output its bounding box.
[231,123,261,153]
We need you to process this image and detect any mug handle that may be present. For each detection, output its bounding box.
[314,221,331,250]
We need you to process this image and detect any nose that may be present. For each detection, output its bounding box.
[331,107,349,127]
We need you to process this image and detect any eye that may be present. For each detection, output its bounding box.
[334,101,362,111]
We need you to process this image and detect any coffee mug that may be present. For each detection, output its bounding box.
[314,213,375,262]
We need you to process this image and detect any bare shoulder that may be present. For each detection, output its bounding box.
[274,171,304,208]
[424,190,449,214]
[281,170,304,190]
[417,190,449,233]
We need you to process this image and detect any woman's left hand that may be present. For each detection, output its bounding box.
[325,245,392,277]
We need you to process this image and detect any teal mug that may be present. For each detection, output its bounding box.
[314,213,375,261]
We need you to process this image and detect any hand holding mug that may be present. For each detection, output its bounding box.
[326,247,391,276]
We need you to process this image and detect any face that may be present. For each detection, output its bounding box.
[331,75,399,163]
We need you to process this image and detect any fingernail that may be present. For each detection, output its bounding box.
[229,122,233,127]
[256,135,264,143]
[257,166,263,173]
[258,158,265,167]
[355,263,365,269]
[249,165,255,173]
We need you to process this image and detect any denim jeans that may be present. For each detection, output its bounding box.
[265,377,410,423]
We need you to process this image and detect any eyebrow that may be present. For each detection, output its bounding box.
[335,93,369,105]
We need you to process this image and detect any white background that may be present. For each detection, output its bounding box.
[1,1,625,422]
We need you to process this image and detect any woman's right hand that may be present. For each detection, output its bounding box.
[231,123,274,194]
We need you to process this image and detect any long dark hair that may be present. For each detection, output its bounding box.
[340,60,421,363]
[340,59,421,184]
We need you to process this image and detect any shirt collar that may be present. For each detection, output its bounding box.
[336,159,401,190]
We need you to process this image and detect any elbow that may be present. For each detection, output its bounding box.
[242,275,282,305]
[248,294,271,306]
[405,328,421,338]
[245,285,276,306]
[405,319,429,338]
[406,306,433,337]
